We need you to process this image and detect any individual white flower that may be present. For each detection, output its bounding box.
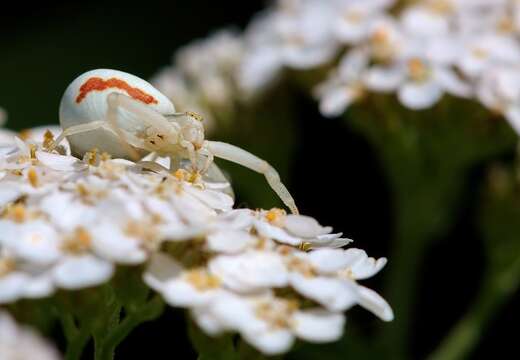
[52,254,113,290]
[208,250,289,293]
[477,66,520,134]
[254,208,350,248]
[193,291,345,355]
[287,247,393,320]
[0,253,54,303]
[315,49,369,117]
[333,0,396,45]
[239,0,339,96]
[456,33,520,78]
[400,4,451,38]
[0,311,61,360]
[365,56,471,109]
[0,220,62,266]
[144,253,223,308]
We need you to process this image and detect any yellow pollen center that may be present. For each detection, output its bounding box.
[255,299,299,329]
[286,256,316,277]
[265,208,286,225]
[0,258,15,277]
[185,111,204,122]
[472,47,488,59]
[344,10,362,23]
[84,148,99,166]
[62,227,92,254]
[428,0,453,14]
[28,167,39,188]
[3,204,27,223]
[497,17,514,33]
[18,129,32,141]
[407,58,429,82]
[29,144,37,160]
[43,130,55,149]
[185,269,221,291]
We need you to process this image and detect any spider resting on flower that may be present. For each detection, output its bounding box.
[50,69,298,214]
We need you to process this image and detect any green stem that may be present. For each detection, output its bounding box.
[380,209,433,360]
[59,312,90,360]
[65,328,90,360]
[428,259,520,360]
[94,296,164,360]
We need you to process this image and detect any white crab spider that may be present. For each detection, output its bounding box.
[52,69,298,214]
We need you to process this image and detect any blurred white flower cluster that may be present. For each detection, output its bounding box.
[154,0,520,133]
[0,126,392,355]
[151,30,245,133]
[0,311,60,360]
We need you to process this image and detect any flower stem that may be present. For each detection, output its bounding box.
[94,296,164,360]
[428,259,520,360]
[60,313,90,360]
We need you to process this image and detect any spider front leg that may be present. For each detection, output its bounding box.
[48,120,107,151]
[205,140,299,214]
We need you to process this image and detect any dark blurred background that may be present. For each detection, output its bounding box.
[1,1,518,359]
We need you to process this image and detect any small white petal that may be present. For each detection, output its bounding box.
[0,221,61,265]
[206,229,256,254]
[364,65,405,92]
[90,222,147,264]
[307,248,356,274]
[0,183,22,208]
[184,186,234,211]
[243,328,294,355]
[0,273,28,303]
[284,215,332,238]
[209,251,288,293]
[254,220,301,246]
[357,285,394,321]
[319,87,356,118]
[290,273,357,312]
[311,233,352,248]
[143,253,183,292]
[293,309,345,342]
[35,151,85,171]
[505,106,520,135]
[191,308,225,336]
[53,255,114,290]
[398,81,443,109]
[351,255,387,280]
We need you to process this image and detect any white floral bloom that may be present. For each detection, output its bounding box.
[315,49,369,117]
[152,30,244,133]
[144,214,390,354]
[400,4,451,38]
[286,247,393,320]
[477,66,520,134]
[365,56,471,110]
[0,131,235,302]
[239,0,339,95]
[193,291,345,355]
[1,129,391,354]
[144,253,223,308]
[333,0,396,45]
[0,311,61,360]
[456,33,520,78]
[0,252,54,303]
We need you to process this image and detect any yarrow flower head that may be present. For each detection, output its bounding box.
[154,0,520,135]
[0,126,392,355]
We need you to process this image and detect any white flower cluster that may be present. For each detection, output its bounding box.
[0,126,392,354]
[155,0,520,134]
[151,30,245,133]
[0,311,60,360]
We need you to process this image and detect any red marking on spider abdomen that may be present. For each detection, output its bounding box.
[75,77,158,105]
